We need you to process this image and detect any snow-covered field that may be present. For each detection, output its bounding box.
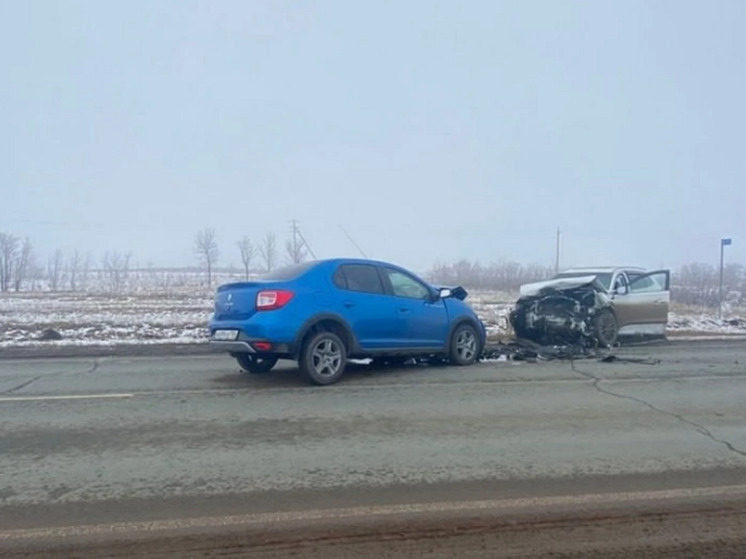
[0,290,213,347]
[1,289,745,349]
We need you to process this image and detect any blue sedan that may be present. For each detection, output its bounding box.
[209,258,486,385]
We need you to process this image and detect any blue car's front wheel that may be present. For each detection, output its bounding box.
[449,323,479,366]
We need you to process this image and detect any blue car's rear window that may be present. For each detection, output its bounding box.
[260,262,317,281]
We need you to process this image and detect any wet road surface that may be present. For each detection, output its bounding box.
[1,340,745,556]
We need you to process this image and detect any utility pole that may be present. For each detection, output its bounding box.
[290,219,300,257]
[289,219,317,260]
[555,227,561,274]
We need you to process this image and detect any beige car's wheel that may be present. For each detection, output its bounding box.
[594,309,618,347]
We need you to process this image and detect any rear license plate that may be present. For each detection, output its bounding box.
[213,329,239,341]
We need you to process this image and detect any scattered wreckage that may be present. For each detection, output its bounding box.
[508,267,671,350]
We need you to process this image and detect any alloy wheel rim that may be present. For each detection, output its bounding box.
[311,339,343,377]
[456,330,476,360]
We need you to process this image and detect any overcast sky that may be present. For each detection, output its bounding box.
[2,0,745,273]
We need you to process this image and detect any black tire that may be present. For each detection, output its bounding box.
[593,309,618,347]
[299,331,347,386]
[235,354,278,374]
[448,323,479,366]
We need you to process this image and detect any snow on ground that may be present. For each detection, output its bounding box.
[1,289,745,349]
[667,310,746,335]
[465,291,516,338]
[0,291,214,347]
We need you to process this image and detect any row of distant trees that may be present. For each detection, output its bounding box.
[672,262,745,307]
[0,227,309,293]
[427,260,555,291]
[2,229,745,306]
[427,260,746,307]
[0,232,135,293]
[193,226,308,288]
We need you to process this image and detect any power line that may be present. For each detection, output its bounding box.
[338,225,368,258]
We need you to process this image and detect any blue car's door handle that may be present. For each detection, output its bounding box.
[399,307,410,313]
[343,301,355,308]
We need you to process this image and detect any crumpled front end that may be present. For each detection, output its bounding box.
[509,279,611,346]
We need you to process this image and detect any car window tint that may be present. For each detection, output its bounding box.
[386,269,429,299]
[340,264,384,294]
[332,267,347,289]
[259,261,316,281]
[630,273,666,293]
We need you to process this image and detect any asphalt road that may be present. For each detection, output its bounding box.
[1,340,746,557]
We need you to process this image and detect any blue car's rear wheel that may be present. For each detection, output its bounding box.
[300,331,347,385]
[449,323,479,366]
[235,354,278,374]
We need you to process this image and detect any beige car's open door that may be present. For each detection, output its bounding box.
[612,270,670,328]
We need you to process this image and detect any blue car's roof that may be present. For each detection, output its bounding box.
[311,258,424,276]
[259,258,428,284]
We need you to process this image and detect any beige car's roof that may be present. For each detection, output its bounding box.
[559,266,646,275]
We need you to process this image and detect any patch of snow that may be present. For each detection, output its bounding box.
[2,289,745,349]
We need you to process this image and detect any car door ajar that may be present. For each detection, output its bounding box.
[613,270,670,327]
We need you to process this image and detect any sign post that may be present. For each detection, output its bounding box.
[719,238,732,319]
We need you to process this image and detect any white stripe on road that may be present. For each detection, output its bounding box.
[2,483,746,541]
[0,393,134,403]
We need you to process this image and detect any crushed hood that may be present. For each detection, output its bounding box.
[510,276,612,347]
[519,275,601,297]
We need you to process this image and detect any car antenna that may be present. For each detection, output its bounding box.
[338,225,368,258]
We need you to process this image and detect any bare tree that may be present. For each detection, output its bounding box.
[68,249,82,291]
[259,232,277,272]
[47,249,65,291]
[80,252,92,291]
[236,236,255,280]
[28,260,44,291]
[0,232,20,292]
[194,227,220,288]
[12,237,33,292]
[102,251,132,293]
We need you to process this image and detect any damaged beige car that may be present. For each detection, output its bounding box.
[510,267,671,347]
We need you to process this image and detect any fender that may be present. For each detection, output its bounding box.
[291,312,361,356]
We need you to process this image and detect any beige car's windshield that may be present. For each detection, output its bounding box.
[555,272,612,290]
